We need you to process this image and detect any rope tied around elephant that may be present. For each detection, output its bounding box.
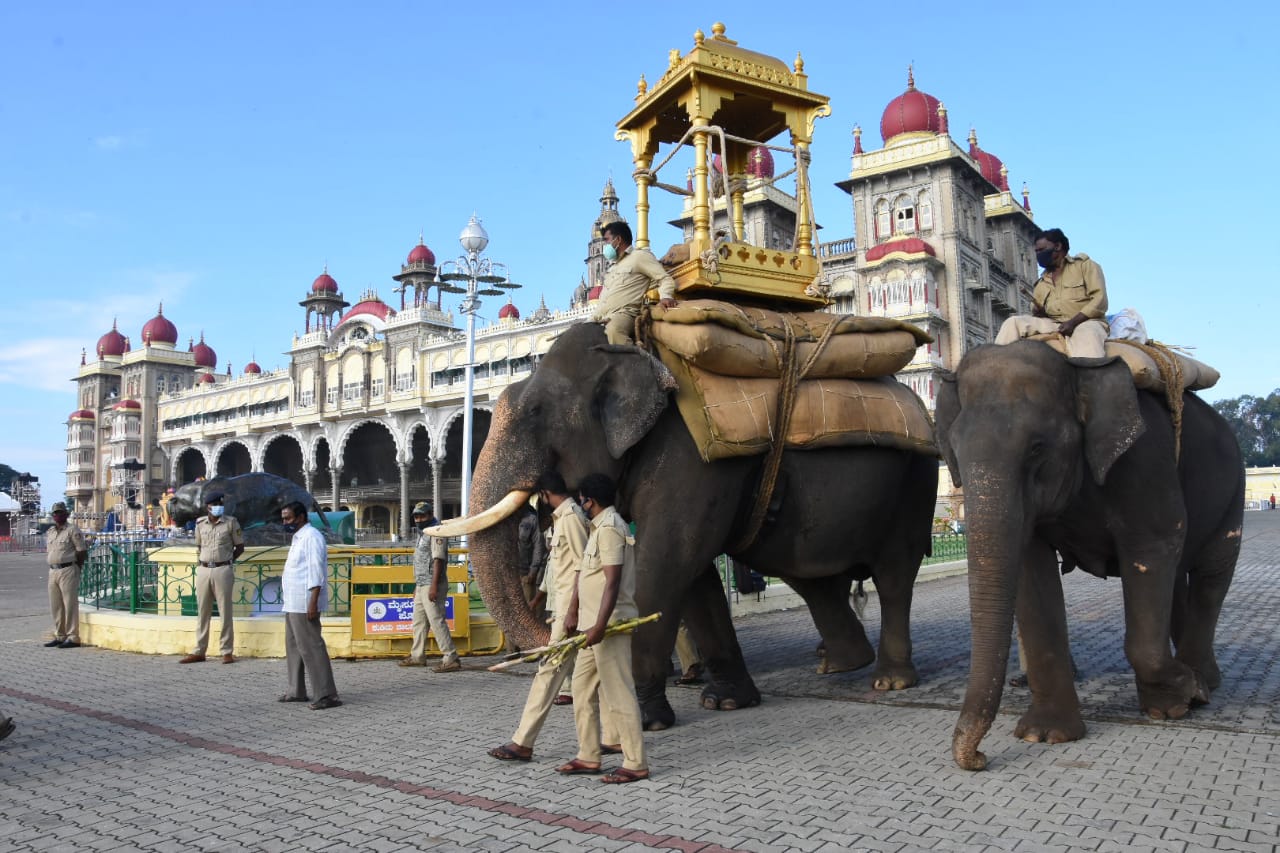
[1110,338,1187,464]
[727,308,840,553]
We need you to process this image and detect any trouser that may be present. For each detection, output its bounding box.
[675,623,700,673]
[994,316,1109,358]
[284,612,337,701]
[48,566,81,642]
[603,311,638,346]
[409,583,459,663]
[572,632,647,772]
[193,563,235,656]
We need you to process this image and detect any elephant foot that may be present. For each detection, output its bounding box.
[1176,651,1222,691]
[699,678,762,713]
[871,661,919,691]
[815,639,875,675]
[1014,704,1086,744]
[640,694,676,731]
[1137,669,1210,721]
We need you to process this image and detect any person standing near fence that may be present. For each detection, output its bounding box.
[401,502,462,673]
[278,502,342,710]
[44,502,87,649]
[180,492,244,664]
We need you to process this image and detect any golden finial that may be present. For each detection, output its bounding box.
[907,63,915,90]
[694,28,705,46]
[794,52,805,74]
[668,48,680,69]
[636,74,647,100]
[711,21,726,39]
[852,125,863,155]
[968,127,978,148]
[937,103,948,134]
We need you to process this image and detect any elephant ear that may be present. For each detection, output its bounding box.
[592,346,676,459]
[933,370,963,486]
[1071,356,1146,485]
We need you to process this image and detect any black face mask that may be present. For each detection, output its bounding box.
[281,522,298,534]
[416,519,430,530]
[1036,248,1057,269]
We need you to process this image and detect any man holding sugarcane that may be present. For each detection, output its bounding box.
[556,473,649,784]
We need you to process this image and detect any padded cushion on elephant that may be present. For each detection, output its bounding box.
[650,300,931,379]
[655,343,936,462]
[1040,339,1220,393]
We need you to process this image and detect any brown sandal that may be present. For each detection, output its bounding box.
[555,758,602,775]
[488,743,532,762]
[601,767,650,784]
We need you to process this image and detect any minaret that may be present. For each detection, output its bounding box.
[587,178,626,288]
[299,264,350,334]
[393,233,440,310]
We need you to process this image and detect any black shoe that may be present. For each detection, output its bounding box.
[44,639,64,647]
[0,717,14,741]
[309,696,343,710]
[58,640,82,649]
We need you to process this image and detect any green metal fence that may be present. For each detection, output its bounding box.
[923,532,968,565]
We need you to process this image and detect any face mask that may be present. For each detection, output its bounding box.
[1036,249,1056,269]
[602,244,617,261]
[281,522,298,534]
[416,519,430,530]
[209,506,225,518]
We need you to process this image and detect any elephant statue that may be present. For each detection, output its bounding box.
[169,473,335,544]
[934,341,1243,771]
[443,322,938,729]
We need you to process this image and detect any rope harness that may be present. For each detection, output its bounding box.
[1111,339,1187,464]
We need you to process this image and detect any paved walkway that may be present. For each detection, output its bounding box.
[2,514,1278,852]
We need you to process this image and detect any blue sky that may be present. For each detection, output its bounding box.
[2,1,1277,505]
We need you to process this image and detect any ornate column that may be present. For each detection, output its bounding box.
[431,457,444,519]
[691,120,712,251]
[329,465,341,512]
[303,467,314,496]
[398,461,411,539]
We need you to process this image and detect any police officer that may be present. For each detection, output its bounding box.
[180,492,245,664]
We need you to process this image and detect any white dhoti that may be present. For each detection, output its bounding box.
[995,316,1109,359]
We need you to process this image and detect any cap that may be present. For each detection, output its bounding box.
[205,492,225,505]
[51,502,68,513]
[412,501,433,516]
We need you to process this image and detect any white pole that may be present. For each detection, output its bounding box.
[460,286,477,519]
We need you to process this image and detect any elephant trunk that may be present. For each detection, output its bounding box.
[952,474,1024,771]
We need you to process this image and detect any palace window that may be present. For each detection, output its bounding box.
[298,389,315,408]
[893,195,916,234]
[342,381,362,402]
[918,193,933,230]
[874,199,891,242]
[370,377,384,397]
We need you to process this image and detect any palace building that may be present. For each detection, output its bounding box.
[66,72,1038,535]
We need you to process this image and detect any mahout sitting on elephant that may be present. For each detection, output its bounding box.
[441,322,938,729]
[935,341,1243,770]
[169,473,338,545]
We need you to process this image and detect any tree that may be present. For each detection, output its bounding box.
[0,463,23,495]
[1213,389,1280,467]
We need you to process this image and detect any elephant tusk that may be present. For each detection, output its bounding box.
[425,489,532,537]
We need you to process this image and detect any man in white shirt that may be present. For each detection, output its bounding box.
[278,502,341,710]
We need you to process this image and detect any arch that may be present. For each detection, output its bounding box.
[173,446,207,485]
[214,440,253,477]
[337,420,400,491]
[360,505,392,536]
[441,406,494,482]
[261,433,306,487]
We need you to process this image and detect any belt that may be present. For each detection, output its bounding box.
[201,561,231,568]
[51,562,76,569]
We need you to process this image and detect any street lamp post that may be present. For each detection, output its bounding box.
[437,215,520,518]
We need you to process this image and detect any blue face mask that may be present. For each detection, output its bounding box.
[1036,249,1057,269]
[602,244,618,261]
[209,505,225,518]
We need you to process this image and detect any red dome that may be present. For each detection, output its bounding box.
[141,305,178,345]
[69,409,96,420]
[243,361,262,374]
[587,285,603,302]
[114,399,142,411]
[880,70,943,143]
[865,237,937,263]
[498,301,520,320]
[746,146,775,178]
[968,133,1007,190]
[312,271,339,293]
[197,373,217,384]
[407,241,435,266]
[338,295,395,327]
[96,321,127,358]
[191,334,217,368]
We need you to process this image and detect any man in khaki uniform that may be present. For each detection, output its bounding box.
[44,502,87,648]
[995,227,1109,357]
[403,502,461,672]
[591,221,677,345]
[557,473,649,784]
[181,492,245,664]
[490,472,624,762]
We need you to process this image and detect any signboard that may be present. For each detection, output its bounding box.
[351,593,469,640]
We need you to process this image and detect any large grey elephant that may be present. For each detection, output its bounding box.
[448,322,938,729]
[935,341,1243,770]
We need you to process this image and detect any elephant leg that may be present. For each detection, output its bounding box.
[867,467,931,690]
[632,602,681,732]
[684,564,761,716]
[1173,525,1240,692]
[783,574,876,675]
[1013,539,1085,744]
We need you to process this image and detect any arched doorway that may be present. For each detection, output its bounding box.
[263,434,305,486]
[216,442,252,477]
[442,409,492,519]
[361,505,391,537]
[408,424,434,507]
[174,447,207,484]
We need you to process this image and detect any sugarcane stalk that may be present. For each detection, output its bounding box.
[487,612,662,672]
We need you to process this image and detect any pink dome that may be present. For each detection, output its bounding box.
[69,409,96,420]
[197,373,217,385]
[880,69,942,143]
[746,146,774,178]
[114,399,142,411]
[337,295,395,327]
[312,271,339,293]
[191,334,217,368]
[498,300,520,320]
[865,237,937,262]
[243,361,262,375]
[141,305,178,345]
[407,241,436,266]
[587,285,603,302]
[968,132,1008,190]
[96,320,127,358]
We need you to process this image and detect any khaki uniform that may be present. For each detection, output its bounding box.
[996,253,1109,357]
[570,506,646,772]
[410,530,459,663]
[592,246,676,345]
[511,498,593,747]
[45,522,87,643]
[192,515,244,656]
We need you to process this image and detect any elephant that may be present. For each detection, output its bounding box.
[445,322,938,729]
[169,473,333,544]
[934,341,1243,771]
